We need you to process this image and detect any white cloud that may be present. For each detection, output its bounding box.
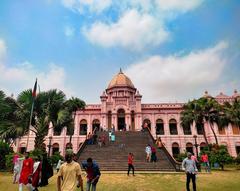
[156,0,203,12]
[61,0,112,14]
[80,0,204,50]
[125,41,229,102]
[0,39,74,98]
[82,9,168,50]
[64,25,75,37]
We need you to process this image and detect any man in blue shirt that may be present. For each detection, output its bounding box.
[82,158,101,191]
[182,152,198,191]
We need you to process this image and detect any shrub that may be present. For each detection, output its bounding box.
[176,152,187,162]
[49,152,64,166]
[0,141,11,170]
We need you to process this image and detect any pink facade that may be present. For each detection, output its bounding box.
[15,71,240,157]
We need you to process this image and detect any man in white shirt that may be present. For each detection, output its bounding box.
[182,152,198,191]
[145,144,151,162]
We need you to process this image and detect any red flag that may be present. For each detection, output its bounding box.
[32,79,37,98]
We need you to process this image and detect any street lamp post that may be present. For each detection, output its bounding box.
[48,136,53,157]
[193,135,199,158]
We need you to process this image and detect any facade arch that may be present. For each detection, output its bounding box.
[172,142,180,158]
[235,142,240,155]
[80,119,88,135]
[143,118,151,130]
[66,142,73,149]
[186,142,193,154]
[92,119,101,132]
[200,142,207,151]
[117,108,126,130]
[182,124,192,135]
[169,119,178,135]
[52,143,60,154]
[156,119,164,135]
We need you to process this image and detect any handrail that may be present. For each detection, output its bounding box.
[145,127,182,171]
[76,127,99,159]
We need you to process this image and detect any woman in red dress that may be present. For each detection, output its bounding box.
[19,152,33,191]
[31,156,42,191]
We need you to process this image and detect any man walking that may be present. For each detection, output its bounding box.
[127,153,135,176]
[182,152,198,191]
[57,149,83,191]
[82,158,101,191]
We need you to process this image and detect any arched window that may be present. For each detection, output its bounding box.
[196,123,204,135]
[52,143,59,154]
[156,119,164,135]
[186,143,193,154]
[143,119,151,130]
[200,142,207,151]
[92,119,100,132]
[20,143,26,154]
[236,142,240,155]
[169,119,178,135]
[80,119,88,135]
[172,142,180,158]
[182,124,192,135]
[66,142,72,149]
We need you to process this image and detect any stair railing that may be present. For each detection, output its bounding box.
[76,127,99,159]
[145,127,182,171]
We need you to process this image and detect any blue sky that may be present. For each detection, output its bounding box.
[0,0,239,103]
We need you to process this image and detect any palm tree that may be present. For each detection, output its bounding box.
[199,97,220,145]
[218,98,240,133]
[181,97,221,145]
[181,99,209,145]
[0,90,28,143]
[16,89,84,150]
[63,97,85,144]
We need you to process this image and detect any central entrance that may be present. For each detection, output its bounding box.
[117,109,125,130]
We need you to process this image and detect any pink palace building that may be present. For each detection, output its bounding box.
[15,70,240,157]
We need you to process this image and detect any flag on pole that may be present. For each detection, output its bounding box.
[32,79,37,98]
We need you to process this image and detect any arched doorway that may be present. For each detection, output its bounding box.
[66,142,72,149]
[186,143,193,154]
[52,143,59,154]
[79,119,87,135]
[172,142,180,158]
[107,111,112,130]
[200,142,207,151]
[117,109,125,130]
[236,142,240,155]
[131,111,135,131]
[92,119,100,132]
[19,142,26,154]
[143,119,151,130]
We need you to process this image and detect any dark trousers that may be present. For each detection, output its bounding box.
[127,164,134,175]
[186,173,196,191]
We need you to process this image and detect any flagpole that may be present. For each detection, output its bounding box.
[26,101,34,151]
[26,79,37,152]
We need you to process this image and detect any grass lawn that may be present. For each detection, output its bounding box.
[1,170,240,191]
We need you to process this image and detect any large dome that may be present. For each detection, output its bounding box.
[108,69,135,89]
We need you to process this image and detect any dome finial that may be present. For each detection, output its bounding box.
[119,68,123,74]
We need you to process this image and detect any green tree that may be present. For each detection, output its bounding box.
[210,145,233,170]
[63,97,85,144]
[0,90,28,143]
[181,97,221,145]
[14,89,85,150]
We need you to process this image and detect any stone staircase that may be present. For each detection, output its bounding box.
[78,131,176,171]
